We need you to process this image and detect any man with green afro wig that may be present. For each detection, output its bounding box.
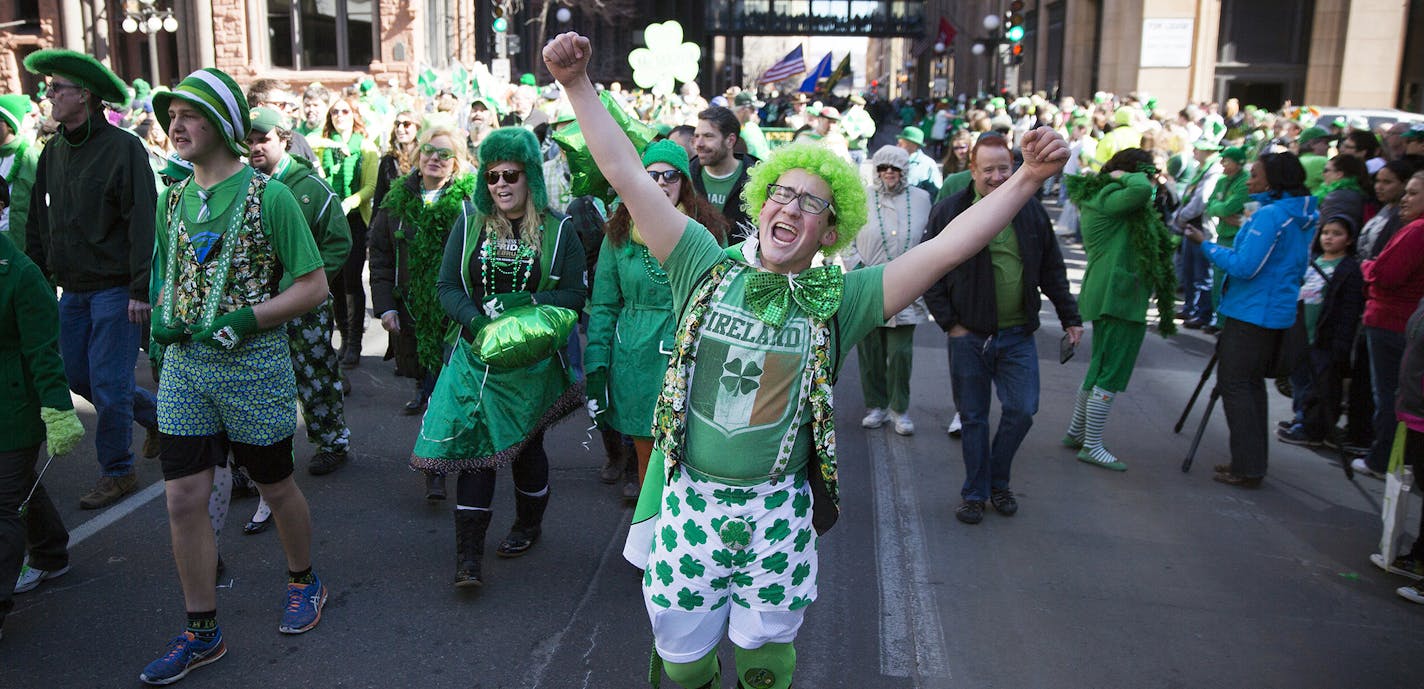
[546,31,1072,689]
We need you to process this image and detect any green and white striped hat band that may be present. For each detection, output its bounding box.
[154,68,251,157]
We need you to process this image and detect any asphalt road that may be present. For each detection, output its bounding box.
[3,228,1422,688]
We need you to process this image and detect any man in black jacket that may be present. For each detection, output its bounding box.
[922,134,1082,525]
[23,50,159,510]
[688,106,757,241]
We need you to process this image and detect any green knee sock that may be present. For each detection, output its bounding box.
[734,642,796,689]
[662,650,719,689]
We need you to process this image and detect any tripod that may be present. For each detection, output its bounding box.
[1175,353,1218,473]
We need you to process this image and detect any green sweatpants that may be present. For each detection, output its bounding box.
[857,324,916,413]
[1080,316,1147,393]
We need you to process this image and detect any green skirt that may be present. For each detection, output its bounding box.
[410,338,582,473]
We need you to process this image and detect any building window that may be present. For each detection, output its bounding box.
[268,0,375,70]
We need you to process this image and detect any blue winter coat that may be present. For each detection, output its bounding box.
[1202,192,1319,329]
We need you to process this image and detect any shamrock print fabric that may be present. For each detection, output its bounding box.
[642,467,818,614]
[285,296,350,453]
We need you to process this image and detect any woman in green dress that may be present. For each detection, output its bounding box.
[585,140,729,499]
[410,127,586,588]
[316,97,381,367]
[1063,148,1177,471]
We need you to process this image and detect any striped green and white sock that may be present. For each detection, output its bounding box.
[1077,387,1126,471]
[1063,387,1091,448]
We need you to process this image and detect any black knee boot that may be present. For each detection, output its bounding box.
[455,510,491,588]
[341,299,364,368]
[496,490,548,558]
[598,428,626,484]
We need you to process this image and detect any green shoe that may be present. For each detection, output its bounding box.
[1062,434,1083,450]
[1077,449,1127,472]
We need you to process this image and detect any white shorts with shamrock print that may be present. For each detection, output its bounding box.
[641,466,819,639]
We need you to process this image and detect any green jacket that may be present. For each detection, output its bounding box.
[1077,171,1155,323]
[1205,170,1249,244]
[0,136,39,253]
[0,233,73,452]
[1299,153,1328,194]
[274,154,352,289]
[584,235,677,437]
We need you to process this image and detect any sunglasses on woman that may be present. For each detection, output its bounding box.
[876,164,902,173]
[647,169,682,183]
[485,169,524,185]
[330,108,352,115]
[420,143,455,160]
[395,120,417,128]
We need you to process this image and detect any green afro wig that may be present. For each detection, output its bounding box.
[742,142,867,256]
[474,126,547,216]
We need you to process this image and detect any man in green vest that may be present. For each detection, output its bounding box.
[1171,140,1224,328]
[0,94,39,252]
[245,107,353,477]
[141,69,332,685]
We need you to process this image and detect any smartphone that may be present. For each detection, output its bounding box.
[1059,332,1077,364]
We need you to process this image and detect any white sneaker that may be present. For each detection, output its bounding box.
[1350,458,1386,480]
[1398,582,1424,604]
[946,413,962,438]
[14,563,69,594]
[861,408,888,429]
[893,413,915,436]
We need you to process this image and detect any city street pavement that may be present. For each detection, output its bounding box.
[3,220,1422,688]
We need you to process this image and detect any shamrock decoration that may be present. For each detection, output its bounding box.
[685,488,707,513]
[714,487,757,507]
[677,587,705,611]
[761,552,790,575]
[764,518,792,543]
[679,554,706,579]
[661,525,679,552]
[683,520,708,546]
[720,358,763,396]
[627,21,701,97]
[791,562,812,586]
[666,492,681,517]
[757,583,787,606]
[655,560,675,586]
[718,517,753,550]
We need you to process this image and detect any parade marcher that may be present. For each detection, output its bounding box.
[733,92,771,161]
[690,106,757,240]
[923,133,1082,523]
[22,49,161,510]
[409,126,586,588]
[142,68,331,684]
[368,125,477,499]
[0,94,39,250]
[585,140,729,500]
[296,83,329,137]
[315,96,380,369]
[371,109,420,213]
[841,94,877,167]
[466,96,499,157]
[897,126,943,196]
[246,79,317,163]
[246,107,354,479]
[847,145,932,436]
[1064,148,1178,471]
[1184,153,1318,488]
[546,32,1068,689]
[1170,140,1224,328]
[0,231,86,639]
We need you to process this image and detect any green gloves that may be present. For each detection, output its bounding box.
[194,307,259,350]
[584,368,609,426]
[482,291,533,319]
[468,313,492,340]
[151,319,189,346]
[40,407,84,456]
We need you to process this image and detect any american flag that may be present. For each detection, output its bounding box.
[758,45,806,84]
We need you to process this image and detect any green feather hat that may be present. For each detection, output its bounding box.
[474,127,546,216]
[23,49,129,107]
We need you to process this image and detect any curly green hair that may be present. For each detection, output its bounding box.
[742,142,867,256]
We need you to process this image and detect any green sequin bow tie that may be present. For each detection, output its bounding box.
[742,266,844,326]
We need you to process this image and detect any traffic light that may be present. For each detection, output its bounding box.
[1011,43,1024,65]
[1005,1,1025,43]
[492,1,508,33]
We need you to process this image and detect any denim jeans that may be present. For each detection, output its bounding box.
[1365,326,1406,472]
[1179,238,1213,322]
[947,328,1040,502]
[58,286,157,477]
[0,445,69,625]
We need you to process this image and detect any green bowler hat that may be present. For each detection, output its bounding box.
[23,49,129,107]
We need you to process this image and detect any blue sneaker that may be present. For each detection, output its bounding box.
[139,630,226,685]
[279,575,328,634]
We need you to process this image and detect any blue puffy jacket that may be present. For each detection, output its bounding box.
[1202,192,1319,329]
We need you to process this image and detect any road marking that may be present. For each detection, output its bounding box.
[68,480,166,548]
[869,429,950,682]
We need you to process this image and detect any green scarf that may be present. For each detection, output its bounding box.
[1314,176,1362,202]
[1066,172,1178,336]
[321,132,365,199]
[381,171,479,371]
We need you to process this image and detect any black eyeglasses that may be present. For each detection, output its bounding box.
[766,183,835,216]
[45,81,83,95]
[485,169,524,185]
[420,143,455,161]
[647,169,683,183]
[876,164,902,173]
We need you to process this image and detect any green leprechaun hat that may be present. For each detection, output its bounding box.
[23,49,130,107]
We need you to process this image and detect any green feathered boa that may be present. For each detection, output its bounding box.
[1065,172,1178,336]
[381,171,479,371]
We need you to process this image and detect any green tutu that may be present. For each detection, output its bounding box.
[410,338,582,473]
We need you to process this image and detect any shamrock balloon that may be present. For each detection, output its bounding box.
[627,21,700,97]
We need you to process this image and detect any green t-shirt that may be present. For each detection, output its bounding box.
[156,167,324,290]
[989,224,1026,328]
[701,162,741,210]
[665,224,885,484]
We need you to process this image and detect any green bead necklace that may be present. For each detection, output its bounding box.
[479,232,536,296]
[639,243,669,286]
[873,190,912,258]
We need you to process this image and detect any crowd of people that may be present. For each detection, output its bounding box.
[0,31,1422,688]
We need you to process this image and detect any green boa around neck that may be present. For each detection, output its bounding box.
[321,132,365,199]
[1066,172,1178,336]
[1313,176,1362,202]
[382,171,479,371]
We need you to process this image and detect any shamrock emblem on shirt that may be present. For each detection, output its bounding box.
[718,517,753,551]
[720,358,762,396]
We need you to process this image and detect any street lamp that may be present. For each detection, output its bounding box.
[121,0,178,87]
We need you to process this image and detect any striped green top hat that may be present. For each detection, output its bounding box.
[153,68,252,157]
[23,49,130,107]
[0,94,33,133]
